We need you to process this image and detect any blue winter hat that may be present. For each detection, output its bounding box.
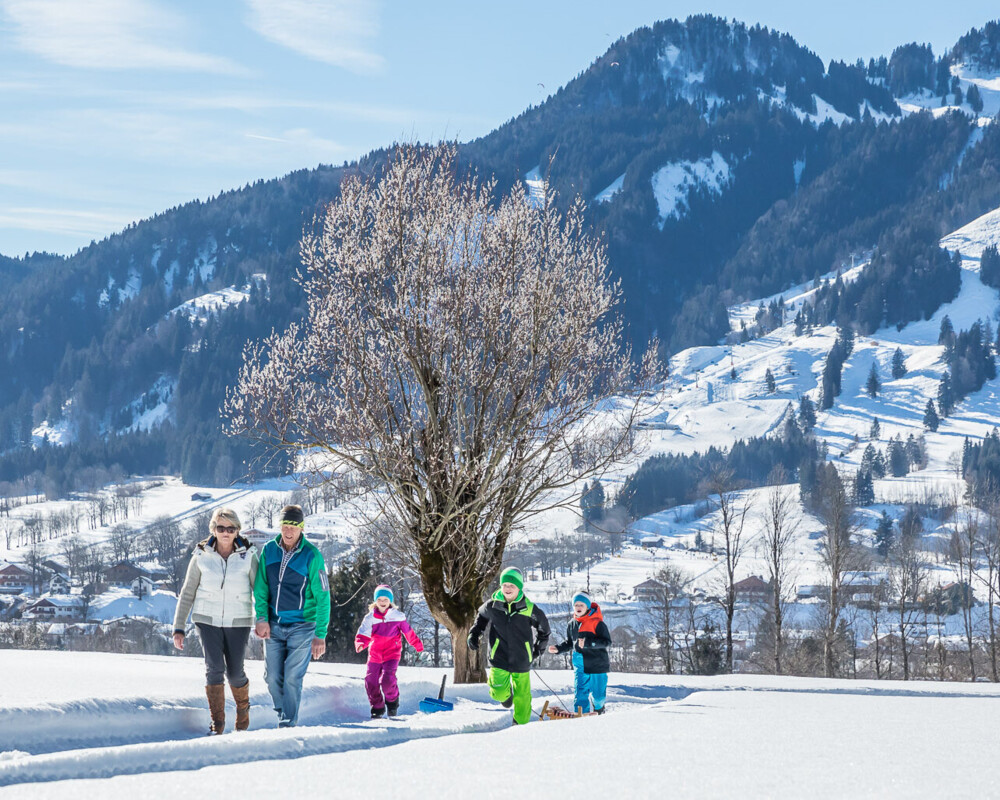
[572,591,591,608]
[373,584,394,603]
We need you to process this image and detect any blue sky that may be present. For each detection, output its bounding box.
[1,0,997,257]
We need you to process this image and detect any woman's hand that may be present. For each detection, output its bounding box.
[172,632,184,651]
[547,645,558,654]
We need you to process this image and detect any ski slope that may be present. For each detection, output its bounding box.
[2,650,1000,797]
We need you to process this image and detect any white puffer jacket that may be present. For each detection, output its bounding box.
[173,536,259,631]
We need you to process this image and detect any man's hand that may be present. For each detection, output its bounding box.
[578,637,586,649]
[255,621,271,639]
[172,632,184,651]
[312,637,326,660]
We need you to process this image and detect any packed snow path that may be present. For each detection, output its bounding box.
[3,652,1000,797]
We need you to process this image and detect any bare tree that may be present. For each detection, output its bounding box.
[108,523,136,563]
[815,464,862,678]
[646,565,688,674]
[979,504,1000,681]
[709,468,751,673]
[889,535,925,681]
[226,145,658,682]
[757,467,799,674]
[953,508,979,679]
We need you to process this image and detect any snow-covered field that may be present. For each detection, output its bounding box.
[1,650,998,797]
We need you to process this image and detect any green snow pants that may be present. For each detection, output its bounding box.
[488,667,532,724]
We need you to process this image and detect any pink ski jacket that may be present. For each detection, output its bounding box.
[355,607,423,663]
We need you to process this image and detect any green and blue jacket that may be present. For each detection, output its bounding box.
[254,534,330,638]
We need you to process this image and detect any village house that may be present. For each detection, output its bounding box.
[733,575,773,605]
[0,562,33,594]
[23,595,84,621]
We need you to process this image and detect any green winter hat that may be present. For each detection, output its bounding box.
[499,567,524,592]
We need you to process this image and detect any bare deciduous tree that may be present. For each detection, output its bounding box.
[646,565,688,674]
[815,464,862,678]
[709,468,751,673]
[889,535,925,681]
[757,467,800,674]
[226,145,657,682]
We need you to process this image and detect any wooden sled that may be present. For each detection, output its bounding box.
[538,700,597,720]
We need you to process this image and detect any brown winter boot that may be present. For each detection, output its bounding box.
[231,682,250,731]
[206,684,226,735]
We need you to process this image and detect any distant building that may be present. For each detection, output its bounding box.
[640,535,665,550]
[733,575,773,605]
[104,562,148,586]
[0,563,33,594]
[23,595,84,621]
[633,578,665,601]
[242,528,274,549]
[191,492,213,502]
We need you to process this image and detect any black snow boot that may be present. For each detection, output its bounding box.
[501,695,513,709]
[371,706,385,718]
[386,698,400,717]
[595,706,606,715]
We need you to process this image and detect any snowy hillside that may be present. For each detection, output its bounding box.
[2,650,1000,797]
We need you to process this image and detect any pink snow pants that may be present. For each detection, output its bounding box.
[365,658,399,709]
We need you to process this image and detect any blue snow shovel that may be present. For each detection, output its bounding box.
[419,674,454,713]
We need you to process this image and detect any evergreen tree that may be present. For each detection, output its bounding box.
[870,417,881,440]
[581,480,606,525]
[938,371,955,416]
[939,315,954,345]
[981,245,1000,289]
[872,449,887,479]
[325,550,375,663]
[968,83,984,113]
[875,511,894,557]
[866,363,881,398]
[854,468,875,506]
[730,366,737,381]
[798,395,817,430]
[765,368,776,393]
[954,85,964,106]
[888,437,909,477]
[891,347,907,379]
[923,399,940,432]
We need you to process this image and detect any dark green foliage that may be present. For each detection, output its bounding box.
[324,550,375,663]
[938,371,955,416]
[798,395,817,430]
[580,480,606,524]
[898,504,923,541]
[888,436,910,477]
[923,399,940,432]
[820,340,847,410]
[690,621,726,675]
[891,347,907,379]
[870,417,881,440]
[981,245,1000,289]
[619,428,819,519]
[885,43,935,96]
[866,363,881,398]
[854,468,875,506]
[765,368,776,393]
[967,84,984,114]
[875,511,894,557]
[962,428,1000,504]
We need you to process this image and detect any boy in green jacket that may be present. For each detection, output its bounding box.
[467,567,550,725]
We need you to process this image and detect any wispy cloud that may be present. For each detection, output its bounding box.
[244,0,384,74]
[0,207,137,239]
[1,0,244,73]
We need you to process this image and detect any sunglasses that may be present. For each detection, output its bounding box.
[215,525,238,534]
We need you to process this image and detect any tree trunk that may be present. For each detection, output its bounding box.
[448,621,486,684]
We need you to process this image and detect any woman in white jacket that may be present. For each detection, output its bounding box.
[173,507,259,734]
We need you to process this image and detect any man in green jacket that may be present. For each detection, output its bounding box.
[253,504,330,727]
[467,567,550,725]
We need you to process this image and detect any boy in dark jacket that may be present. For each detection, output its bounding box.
[467,567,550,725]
[548,590,611,714]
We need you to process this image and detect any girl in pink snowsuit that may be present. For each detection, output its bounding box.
[355,585,423,717]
